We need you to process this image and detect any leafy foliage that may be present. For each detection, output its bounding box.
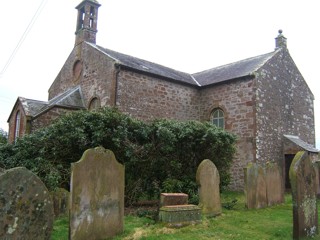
[0,128,8,145]
[0,107,236,204]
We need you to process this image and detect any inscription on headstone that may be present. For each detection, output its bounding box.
[196,159,221,216]
[69,147,124,240]
[0,167,54,240]
[290,151,318,239]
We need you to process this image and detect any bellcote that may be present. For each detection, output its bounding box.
[275,29,287,50]
[75,0,101,46]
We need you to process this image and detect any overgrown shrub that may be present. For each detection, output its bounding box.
[0,107,236,204]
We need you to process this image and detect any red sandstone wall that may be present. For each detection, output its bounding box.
[31,107,76,132]
[49,42,117,108]
[116,70,200,121]
[199,78,256,190]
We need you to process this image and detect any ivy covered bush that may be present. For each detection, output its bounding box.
[0,107,236,205]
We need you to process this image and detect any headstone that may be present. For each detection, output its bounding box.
[70,147,124,240]
[160,193,188,207]
[244,163,267,209]
[196,159,221,216]
[51,188,69,218]
[265,162,284,206]
[0,167,54,240]
[290,151,318,239]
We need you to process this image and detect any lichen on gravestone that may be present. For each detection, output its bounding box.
[0,167,54,240]
[69,147,124,240]
[196,159,221,216]
[289,151,318,239]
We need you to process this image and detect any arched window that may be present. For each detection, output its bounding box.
[14,111,21,142]
[211,108,225,128]
[88,97,100,111]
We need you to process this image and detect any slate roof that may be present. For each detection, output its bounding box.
[89,43,198,86]
[192,51,277,86]
[88,42,278,87]
[13,86,85,119]
[284,135,319,153]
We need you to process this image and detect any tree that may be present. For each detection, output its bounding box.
[0,128,8,145]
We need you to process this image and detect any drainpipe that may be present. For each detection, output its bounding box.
[114,64,121,107]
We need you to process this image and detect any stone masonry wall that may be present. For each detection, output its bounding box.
[31,107,76,132]
[49,42,117,108]
[116,70,200,121]
[255,48,315,166]
[199,78,256,190]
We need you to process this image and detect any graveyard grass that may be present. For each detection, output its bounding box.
[52,192,320,240]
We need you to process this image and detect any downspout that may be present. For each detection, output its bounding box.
[114,64,121,107]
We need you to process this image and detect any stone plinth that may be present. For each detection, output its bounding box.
[160,193,188,207]
[159,204,201,227]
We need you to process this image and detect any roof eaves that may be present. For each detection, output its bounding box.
[33,104,85,119]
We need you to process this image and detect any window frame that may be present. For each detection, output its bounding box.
[14,111,21,142]
[211,108,225,129]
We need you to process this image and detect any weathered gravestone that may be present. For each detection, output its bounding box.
[196,159,221,216]
[70,147,124,240]
[244,163,267,209]
[245,162,284,209]
[51,188,69,218]
[0,167,54,240]
[265,162,283,206]
[289,151,318,239]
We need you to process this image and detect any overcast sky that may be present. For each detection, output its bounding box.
[0,0,319,147]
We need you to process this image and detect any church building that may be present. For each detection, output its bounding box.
[7,0,317,190]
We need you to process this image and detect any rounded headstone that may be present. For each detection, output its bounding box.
[0,167,54,240]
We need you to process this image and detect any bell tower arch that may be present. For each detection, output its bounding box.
[75,0,101,46]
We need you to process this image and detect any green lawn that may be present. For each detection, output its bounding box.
[51,192,320,240]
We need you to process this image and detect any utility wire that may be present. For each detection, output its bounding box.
[0,0,48,77]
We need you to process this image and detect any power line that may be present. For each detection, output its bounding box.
[0,0,48,77]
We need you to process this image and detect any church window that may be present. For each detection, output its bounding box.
[14,111,21,142]
[211,108,224,128]
[73,60,82,81]
[89,97,100,110]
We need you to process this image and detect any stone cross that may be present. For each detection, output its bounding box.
[69,147,124,240]
[0,167,54,240]
[196,159,221,216]
[290,151,318,239]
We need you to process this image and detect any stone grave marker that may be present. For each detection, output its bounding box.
[51,188,69,218]
[0,167,54,240]
[290,151,318,239]
[244,163,267,209]
[265,162,283,206]
[69,147,124,240]
[196,159,221,216]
